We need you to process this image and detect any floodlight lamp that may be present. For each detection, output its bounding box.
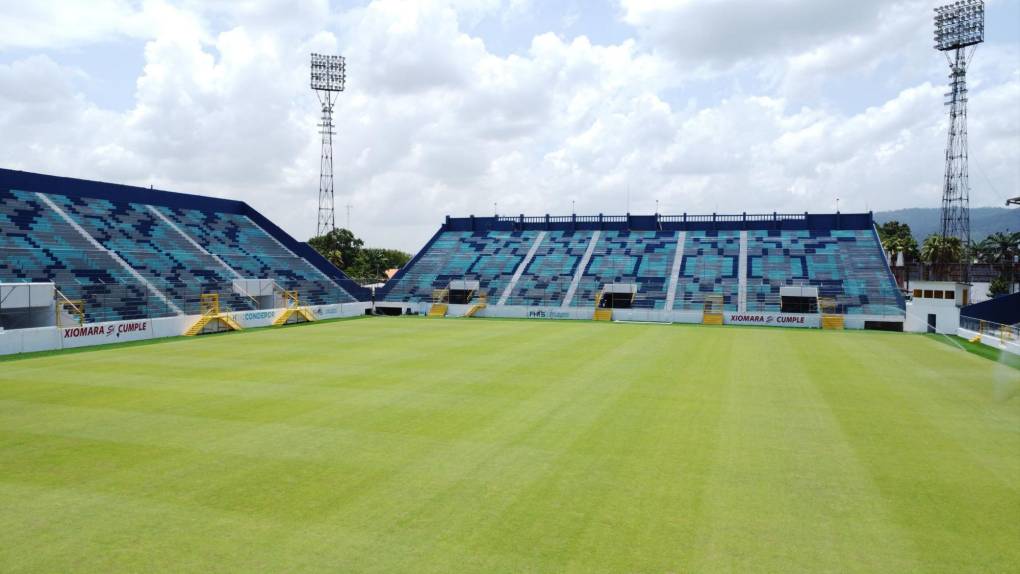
[310,53,346,92]
[933,0,984,52]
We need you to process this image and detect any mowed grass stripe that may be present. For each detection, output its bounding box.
[0,318,1017,573]
[690,329,917,572]
[809,332,1020,572]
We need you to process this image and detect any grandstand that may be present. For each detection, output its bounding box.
[380,213,905,328]
[0,169,365,330]
[2,169,908,353]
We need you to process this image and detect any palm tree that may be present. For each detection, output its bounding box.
[892,235,919,266]
[978,232,1020,295]
[921,235,963,280]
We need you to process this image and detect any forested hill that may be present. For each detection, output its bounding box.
[874,207,1018,241]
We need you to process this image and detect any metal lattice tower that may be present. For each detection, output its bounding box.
[934,0,984,281]
[310,53,346,237]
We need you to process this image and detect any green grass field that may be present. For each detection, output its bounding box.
[1,318,1018,573]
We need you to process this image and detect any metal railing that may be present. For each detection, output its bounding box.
[491,213,815,227]
[960,315,1019,341]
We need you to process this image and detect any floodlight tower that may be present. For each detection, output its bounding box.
[310,53,346,237]
[934,0,984,282]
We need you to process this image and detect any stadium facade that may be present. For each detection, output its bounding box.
[2,169,916,355]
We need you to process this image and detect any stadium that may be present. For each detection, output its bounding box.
[1,168,1018,572]
[2,1,1019,573]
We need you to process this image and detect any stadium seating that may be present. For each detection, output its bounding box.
[2,168,904,326]
[382,214,905,317]
[577,231,678,309]
[0,189,156,322]
[746,230,902,315]
[507,231,593,306]
[674,231,741,311]
[155,207,356,306]
[383,230,538,302]
[0,169,361,324]
[50,194,256,315]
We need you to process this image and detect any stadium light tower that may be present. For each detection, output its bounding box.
[934,0,984,282]
[310,53,346,237]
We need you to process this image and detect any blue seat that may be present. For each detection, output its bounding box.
[0,190,157,322]
[674,231,741,311]
[506,231,592,306]
[579,230,679,309]
[51,195,256,314]
[1,187,360,323]
[155,207,355,305]
[385,231,538,302]
[384,223,901,316]
[746,230,903,315]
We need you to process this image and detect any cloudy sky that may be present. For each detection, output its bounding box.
[1,0,1018,251]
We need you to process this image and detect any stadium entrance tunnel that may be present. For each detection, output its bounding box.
[598,284,637,309]
[447,280,481,304]
[779,286,819,314]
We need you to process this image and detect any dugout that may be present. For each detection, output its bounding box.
[779,285,819,314]
[447,280,481,304]
[0,283,58,329]
[597,284,637,309]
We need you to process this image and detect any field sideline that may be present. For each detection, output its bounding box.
[1,318,1017,572]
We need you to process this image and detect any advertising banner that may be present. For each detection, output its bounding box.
[724,312,819,328]
[229,309,279,329]
[61,319,154,348]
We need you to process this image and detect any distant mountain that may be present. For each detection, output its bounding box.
[874,207,1019,242]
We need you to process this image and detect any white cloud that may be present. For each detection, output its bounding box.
[0,0,141,49]
[621,0,891,65]
[0,0,1017,253]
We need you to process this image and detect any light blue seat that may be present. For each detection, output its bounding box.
[51,194,255,314]
[674,231,741,311]
[506,231,593,306]
[385,231,538,302]
[578,230,679,309]
[155,207,355,305]
[0,190,156,322]
[746,230,902,315]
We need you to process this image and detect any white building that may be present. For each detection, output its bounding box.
[904,281,970,334]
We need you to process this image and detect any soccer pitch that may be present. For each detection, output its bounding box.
[1,318,1017,573]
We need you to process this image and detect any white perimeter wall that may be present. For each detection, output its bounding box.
[958,327,1020,356]
[0,302,371,357]
[417,303,901,330]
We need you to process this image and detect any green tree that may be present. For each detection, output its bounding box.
[920,234,964,280]
[308,228,364,269]
[877,221,918,264]
[347,248,412,283]
[988,276,1011,298]
[977,231,1020,295]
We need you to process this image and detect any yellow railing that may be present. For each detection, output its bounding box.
[200,293,221,316]
[432,289,449,304]
[55,289,85,327]
[818,296,843,330]
[273,290,316,326]
[702,295,724,325]
[185,292,242,335]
